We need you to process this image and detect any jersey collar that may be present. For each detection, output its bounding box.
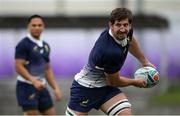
[27,33,43,47]
[109,29,127,47]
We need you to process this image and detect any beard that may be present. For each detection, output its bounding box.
[116,34,127,40]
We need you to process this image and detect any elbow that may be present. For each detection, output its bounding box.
[15,65,19,73]
[107,78,127,87]
[109,84,119,87]
[106,72,121,87]
[107,80,119,87]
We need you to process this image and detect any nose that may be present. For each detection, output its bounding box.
[119,27,126,32]
[35,26,41,29]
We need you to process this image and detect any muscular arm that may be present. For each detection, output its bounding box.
[105,72,146,87]
[45,63,62,101]
[15,59,35,82]
[129,36,151,66]
[15,59,45,90]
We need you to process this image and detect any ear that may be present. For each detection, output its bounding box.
[42,24,45,30]
[108,21,113,28]
[27,24,30,32]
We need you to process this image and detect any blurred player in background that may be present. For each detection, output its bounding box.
[15,15,62,115]
[66,8,154,115]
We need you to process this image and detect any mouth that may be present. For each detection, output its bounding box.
[117,37,125,40]
[33,31,41,35]
[118,34,126,38]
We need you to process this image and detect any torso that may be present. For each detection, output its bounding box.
[15,37,50,84]
[75,28,133,88]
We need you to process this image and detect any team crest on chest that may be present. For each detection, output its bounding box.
[127,37,130,42]
[44,44,49,52]
[127,37,131,44]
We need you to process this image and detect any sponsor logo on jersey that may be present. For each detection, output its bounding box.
[44,45,49,52]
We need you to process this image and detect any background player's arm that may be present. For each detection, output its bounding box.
[15,59,34,82]
[105,72,146,87]
[129,36,154,67]
[15,59,45,90]
[45,63,62,101]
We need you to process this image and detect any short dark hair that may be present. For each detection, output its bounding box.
[27,14,44,24]
[109,8,133,24]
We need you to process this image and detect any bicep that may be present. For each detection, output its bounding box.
[45,63,51,70]
[15,59,27,71]
[45,63,53,75]
[128,36,141,56]
[129,36,137,51]
[128,36,147,64]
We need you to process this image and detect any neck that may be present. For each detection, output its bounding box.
[109,29,127,46]
[32,35,40,40]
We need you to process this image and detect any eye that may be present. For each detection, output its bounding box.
[123,23,128,27]
[31,24,43,28]
[32,24,36,27]
[38,24,42,27]
[115,23,121,27]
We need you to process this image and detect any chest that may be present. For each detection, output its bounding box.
[107,44,128,59]
[29,44,49,60]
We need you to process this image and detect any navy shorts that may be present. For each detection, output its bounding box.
[16,81,53,112]
[68,80,121,112]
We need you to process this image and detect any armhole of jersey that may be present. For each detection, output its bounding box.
[43,42,50,62]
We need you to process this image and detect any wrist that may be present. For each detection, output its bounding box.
[142,62,155,68]
[30,78,36,84]
[140,58,149,65]
[131,79,137,86]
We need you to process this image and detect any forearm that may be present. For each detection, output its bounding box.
[107,75,135,87]
[45,66,62,101]
[106,72,137,87]
[45,68,59,90]
[15,65,34,82]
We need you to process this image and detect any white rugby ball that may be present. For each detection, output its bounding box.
[134,66,159,88]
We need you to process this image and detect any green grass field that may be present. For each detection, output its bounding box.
[150,87,180,106]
